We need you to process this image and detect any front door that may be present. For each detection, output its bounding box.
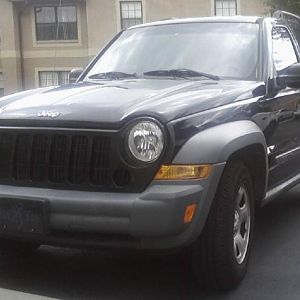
[263,26,300,189]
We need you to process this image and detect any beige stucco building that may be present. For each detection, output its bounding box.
[0,0,268,96]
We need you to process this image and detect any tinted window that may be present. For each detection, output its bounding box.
[86,22,259,81]
[272,27,298,72]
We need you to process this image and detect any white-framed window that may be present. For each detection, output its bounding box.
[0,73,4,97]
[35,5,78,41]
[38,71,69,87]
[120,1,143,30]
[215,0,237,16]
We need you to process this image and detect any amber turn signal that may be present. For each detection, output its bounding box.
[154,164,211,181]
[184,204,197,223]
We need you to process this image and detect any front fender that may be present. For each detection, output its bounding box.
[163,121,268,246]
[173,120,267,164]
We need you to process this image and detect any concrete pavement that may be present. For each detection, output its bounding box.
[0,185,300,299]
[0,289,54,299]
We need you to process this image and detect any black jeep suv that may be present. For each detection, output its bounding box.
[0,12,299,290]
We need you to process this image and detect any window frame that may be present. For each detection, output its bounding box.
[0,72,3,88]
[117,0,145,31]
[38,70,70,88]
[272,25,300,73]
[35,68,79,88]
[34,4,79,43]
[214,0,238,16]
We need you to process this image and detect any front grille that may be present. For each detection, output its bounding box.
[0,129,121,190]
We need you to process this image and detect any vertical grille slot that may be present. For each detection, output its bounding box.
[49,135,68,183]
[0,130,116,190]
[31,134,49,181]
[0,133,14,179]
[90,136,110,186]
[13,134,31,181]
[69,136,88,184]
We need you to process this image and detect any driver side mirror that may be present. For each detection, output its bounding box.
[277,63,300,88]
[69,68,84,84]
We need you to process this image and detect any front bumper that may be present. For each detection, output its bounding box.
[0,163,225,249]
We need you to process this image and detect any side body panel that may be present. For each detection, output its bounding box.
[259,89,300,190]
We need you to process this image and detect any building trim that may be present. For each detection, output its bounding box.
[0,70,3,89]
[210,0,215,16]
[23,49,88,59]
[88,48,100,57]
[237,0,241,14]
[0,50,21,59]
[1,49,95,60]
[30,2,83,48]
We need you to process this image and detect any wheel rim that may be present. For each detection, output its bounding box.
[233,185,251,265]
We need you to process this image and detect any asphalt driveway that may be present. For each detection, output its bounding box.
[1,185,300,299]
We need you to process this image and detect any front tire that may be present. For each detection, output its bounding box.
[192,160,255,290]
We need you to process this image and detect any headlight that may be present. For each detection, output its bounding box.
[128,121,164,163]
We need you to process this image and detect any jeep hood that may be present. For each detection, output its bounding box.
[0,79,263,128]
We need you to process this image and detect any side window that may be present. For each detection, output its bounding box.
[272,27,298,72]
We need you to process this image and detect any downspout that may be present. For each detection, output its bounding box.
[17,0,28,90]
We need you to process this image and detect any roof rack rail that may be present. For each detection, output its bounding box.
[273,10,300,21]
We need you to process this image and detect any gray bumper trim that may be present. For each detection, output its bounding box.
[0,162,225,249]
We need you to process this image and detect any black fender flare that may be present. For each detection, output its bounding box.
[168,121,268,245]
[173,120,267,165]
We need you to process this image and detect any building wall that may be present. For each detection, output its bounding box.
[19,0,89,90]
[0,0,23,95]
[146,0,211,21]
[0,0,269,96]
[86,0,119,59]
[240,0,268,16]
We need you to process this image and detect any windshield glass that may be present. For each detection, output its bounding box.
[85,22,259,81]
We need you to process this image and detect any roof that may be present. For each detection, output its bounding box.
[129,16,263,30]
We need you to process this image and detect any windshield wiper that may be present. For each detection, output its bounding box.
[143,69,220,81]
[88,72,137,80]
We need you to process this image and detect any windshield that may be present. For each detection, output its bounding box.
[85,22,259,81]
